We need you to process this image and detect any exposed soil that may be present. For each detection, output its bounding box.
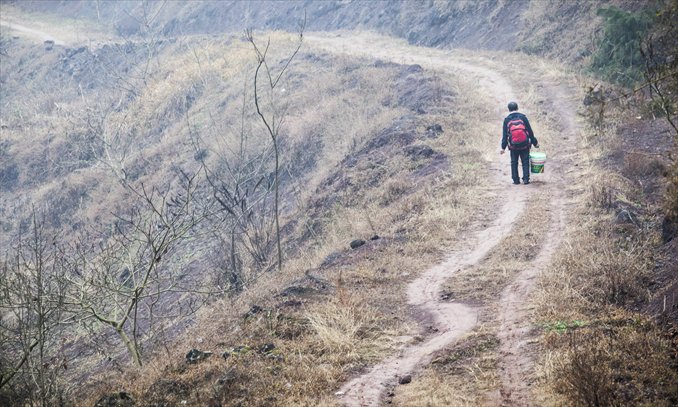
[0,20,65,45]
[307,32,579,406]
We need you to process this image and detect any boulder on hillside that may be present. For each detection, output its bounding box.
[425,123,443,137]
[186,348,212,364]
[399,374,412,384]
[350,239,366,249]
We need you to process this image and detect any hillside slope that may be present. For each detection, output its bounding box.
[6,0,649,65]
[1,2,676,407]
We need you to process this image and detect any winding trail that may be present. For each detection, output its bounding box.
[307,32,579,406]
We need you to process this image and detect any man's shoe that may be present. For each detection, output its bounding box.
[513,181,520,185]
[523,180,530,185]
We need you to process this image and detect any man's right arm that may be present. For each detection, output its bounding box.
[501,118,509,151]
[522,114,538,147]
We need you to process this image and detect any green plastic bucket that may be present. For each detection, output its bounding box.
[530,151,547,174]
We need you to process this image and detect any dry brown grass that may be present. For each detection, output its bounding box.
[528,76,678,405]
[64,31,502,406]
[537,314,678,407]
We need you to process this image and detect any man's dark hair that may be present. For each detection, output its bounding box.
[508,101,518,111]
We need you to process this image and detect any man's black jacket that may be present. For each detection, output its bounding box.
[501,111,538,150]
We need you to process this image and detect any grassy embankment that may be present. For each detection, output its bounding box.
[46,33,501,405]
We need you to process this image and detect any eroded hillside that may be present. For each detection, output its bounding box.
[1,8,496,404]
[5,0,650,65]
[1,1,676,406]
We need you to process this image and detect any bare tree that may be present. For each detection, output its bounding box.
[186,81,275,290]
[0,211,69,405]
[640,34,678,136]
[63,170,210,366]
[245,15,305,271]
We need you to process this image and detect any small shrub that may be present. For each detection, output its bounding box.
[622,152,666,178]
[306,297,365,352]
[663,160,678,241]
[591,6,654,87]
[554,320,678,406]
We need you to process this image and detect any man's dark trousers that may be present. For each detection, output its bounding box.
[510,149,530,184]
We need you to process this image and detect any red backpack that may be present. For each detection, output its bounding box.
[507,117,530,150]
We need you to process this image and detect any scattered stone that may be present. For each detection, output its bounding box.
[243,304,263,319]
[404,144,435,159]
[222,344,252,360]
[44,40,54,51]
[94,392,134,407]
[615,208,637,225]
[399,374,412,385]
[259,343,276,354]
[370,235,381,241]
[185,348,212,364]
[425,123,443,137]
[257,343,283,360]
[350,239,366,249]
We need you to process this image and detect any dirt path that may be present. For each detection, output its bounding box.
[0,6,116,49]
[307,32,578,406]
[495,79,579,406]
[0,20,66,45]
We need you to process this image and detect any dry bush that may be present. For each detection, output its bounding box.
[305,292,371,354]
[534,214,676,405]
[379,178,411,206]
[663,159,678,241]
[530,58,677,406]
[535,212,653,323]
[549,317,678,407]
[623,151,667,178]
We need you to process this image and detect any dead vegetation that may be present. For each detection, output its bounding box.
[2,21,499,404]
[530,80,678,406]
[2,3,677,405]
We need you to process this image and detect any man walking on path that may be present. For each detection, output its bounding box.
[501,101,539,184]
